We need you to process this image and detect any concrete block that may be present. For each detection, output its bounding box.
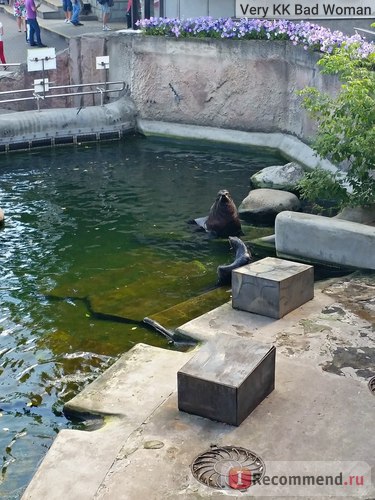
[231,257,314,318]
[177,334,275,426]
[275,211,375,270]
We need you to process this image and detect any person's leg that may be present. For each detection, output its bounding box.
[66,0,72,21]
[16,16,22,31]
[126,8,131,28]
[28,19,36,45]
[0,41,6,65]
[102,4,111,29]
[62,0,67,20]
[25,19,30,42]
[35,20,44,45]
[132,0,139,28]
[71,2,78,23]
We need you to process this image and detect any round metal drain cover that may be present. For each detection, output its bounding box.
[369,376,375,395]
[191,445,265,490]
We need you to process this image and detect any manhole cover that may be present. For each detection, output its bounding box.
[369,376,375,395]
[191,445,265,490]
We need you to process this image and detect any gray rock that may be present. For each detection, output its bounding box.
[334,205,375,226]
[239,188,300,224]
[250,162,305,191]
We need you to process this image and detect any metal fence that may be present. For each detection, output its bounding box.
[0,81,126,110]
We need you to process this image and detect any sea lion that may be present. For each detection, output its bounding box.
[190,189,242,238]
[143,317,196,346]
[217,236,252,285]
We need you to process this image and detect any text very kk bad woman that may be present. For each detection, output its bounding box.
[236,0,373,18]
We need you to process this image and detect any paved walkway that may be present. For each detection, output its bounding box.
[0,6,128,65]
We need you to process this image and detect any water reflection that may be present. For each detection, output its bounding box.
[0,136,283,497]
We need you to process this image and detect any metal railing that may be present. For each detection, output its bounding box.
[0,81,126,110]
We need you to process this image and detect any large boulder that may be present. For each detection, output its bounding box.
[334,205,375,226]
[250,162,305,191]
[239,188,300,224]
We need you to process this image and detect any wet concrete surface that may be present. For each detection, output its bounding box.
[22,271,375,499]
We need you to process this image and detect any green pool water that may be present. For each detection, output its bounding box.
[0,135,284,498]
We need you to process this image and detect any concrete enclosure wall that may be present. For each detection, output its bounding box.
[71,33,340,140]
[0,34,341,143]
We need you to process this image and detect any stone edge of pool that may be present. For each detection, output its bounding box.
[0,97,337,180]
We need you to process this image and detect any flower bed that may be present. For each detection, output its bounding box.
[137,17,375,59]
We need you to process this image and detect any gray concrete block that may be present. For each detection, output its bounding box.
[232,257,314,318]
[177,334,275,426]
[275,211,375,270]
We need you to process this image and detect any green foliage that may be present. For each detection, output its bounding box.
[297,168,349,211]
[298,44,375,207]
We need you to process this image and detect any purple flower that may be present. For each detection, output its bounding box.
[137,17,375,59]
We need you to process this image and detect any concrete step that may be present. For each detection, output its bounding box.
[1,1,61,19]
[1,0,99,21]
[38,4,63,19]
[39,1,98,20]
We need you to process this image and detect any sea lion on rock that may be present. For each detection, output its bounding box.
[191,189,242,238]
[217,236,252,285]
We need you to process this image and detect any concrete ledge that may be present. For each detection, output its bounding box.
[22,343,193,500]
[0,96,136,149]
[275,211,375,270]
[137,120,338,173]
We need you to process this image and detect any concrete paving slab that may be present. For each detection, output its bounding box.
[22,343,194,500]
[22,274,375,499]
[92,356,375,498]
[177,276,375,382]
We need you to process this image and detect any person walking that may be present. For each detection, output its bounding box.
[62,0,72,23]
[70,0,83,26]
[25,0,47,47]
[12,0,27,32]
[0,21,7,69]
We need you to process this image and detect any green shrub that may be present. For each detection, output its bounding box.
[298,44,375,208]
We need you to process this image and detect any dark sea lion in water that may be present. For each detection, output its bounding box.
[191,189,242,238]
[217,236,252,285]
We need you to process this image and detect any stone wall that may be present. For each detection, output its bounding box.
[72,33,340,140]
[0,50,71,112]
[0,34,341,142]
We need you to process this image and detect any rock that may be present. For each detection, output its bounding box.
[0,208,4,226]
[239,189,300,224]
[144,440,164,450]
[334,205,375,227]
[250,162,305,191]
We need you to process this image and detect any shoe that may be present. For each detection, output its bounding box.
[37,44,47,47]
[72,22,84,26]
[102,25,112,31]
[64,19,70,23]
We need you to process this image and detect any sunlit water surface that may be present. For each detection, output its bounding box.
[0,136,284,498]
